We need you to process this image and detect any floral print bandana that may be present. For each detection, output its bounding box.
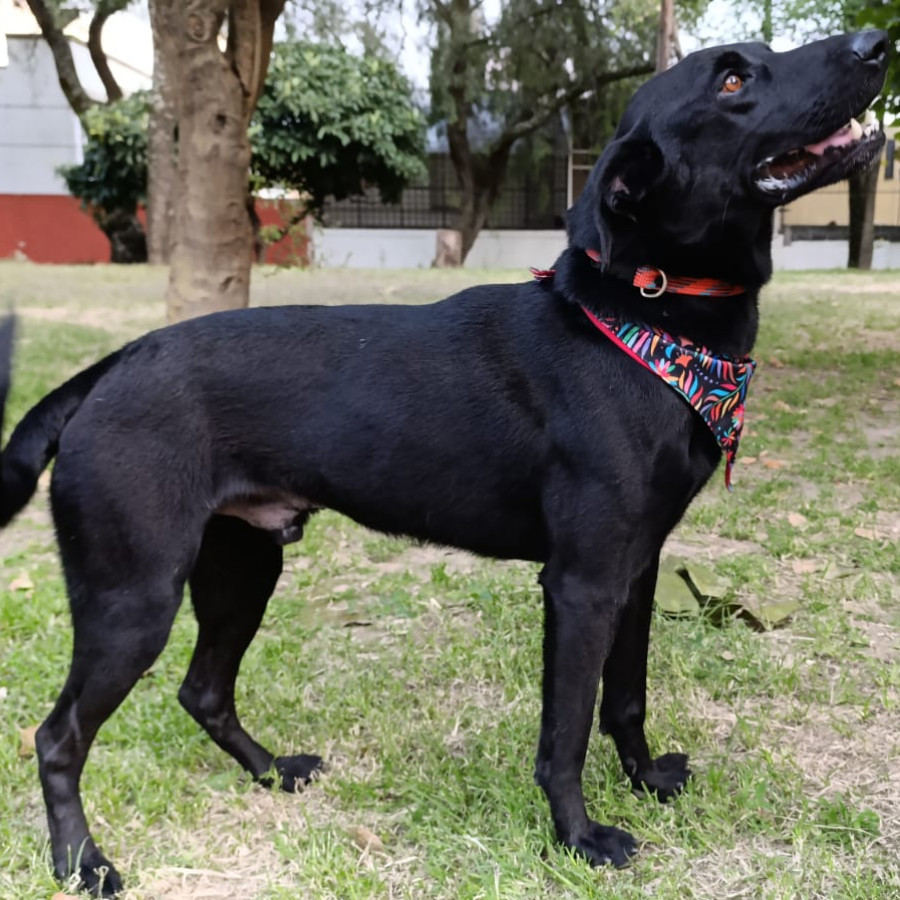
[581,307,757,490]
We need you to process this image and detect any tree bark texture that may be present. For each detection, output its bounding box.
[163,0,285,322]
[147,0,178,264]
[847,161,879,270]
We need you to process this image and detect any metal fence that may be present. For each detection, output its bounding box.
[321,153,569,230]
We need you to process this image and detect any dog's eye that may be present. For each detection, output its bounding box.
[721,73,744,94]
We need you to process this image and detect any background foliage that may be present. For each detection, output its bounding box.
[59,91,149,216]
[250,41,427,215]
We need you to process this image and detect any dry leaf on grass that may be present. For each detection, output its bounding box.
[52,893,81,900]
[350,825,385,853]
[763,458,787,469]
[855,527,877,540]
[791,559,821,575]
[18,724,38,758]
[9,572,34,591]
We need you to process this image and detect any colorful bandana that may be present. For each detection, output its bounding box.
[581,307,757,490]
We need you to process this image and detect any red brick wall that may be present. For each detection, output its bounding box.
[0,195,310,266]
[0,195,111,263]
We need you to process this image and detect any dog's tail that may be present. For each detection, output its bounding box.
[0,315,119,528]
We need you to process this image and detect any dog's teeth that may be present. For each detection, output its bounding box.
[861,108,878,127]
[860,108,880,137]
[849,117,863,140]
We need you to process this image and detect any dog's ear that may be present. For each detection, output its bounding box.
[597,138,665,221]
[567,134,666,266]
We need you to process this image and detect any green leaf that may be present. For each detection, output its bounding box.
[654,571,701,617]
[738,597,801,630]
[678,562,731,601]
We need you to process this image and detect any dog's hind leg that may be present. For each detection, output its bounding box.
[178,515,323,792]
[599,554,690,801]
[35,583,184,898]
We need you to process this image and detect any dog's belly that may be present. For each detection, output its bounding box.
[216,494,319,545]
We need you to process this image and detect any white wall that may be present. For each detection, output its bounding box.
[313,228,568,270]
[0,35,150,196]
[0,38,82,194]
[314,228,900,271]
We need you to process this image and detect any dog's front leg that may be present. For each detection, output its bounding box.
[534,562,637,867]
[599,554,691,801]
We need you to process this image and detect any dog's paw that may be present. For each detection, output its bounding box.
[632,751,691,802]
[61,858,124,898]
[274,753,325,792]
[563,821,638,868]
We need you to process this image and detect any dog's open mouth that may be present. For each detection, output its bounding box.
[752,108,884,202]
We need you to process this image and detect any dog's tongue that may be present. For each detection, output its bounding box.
[804,118,862,156]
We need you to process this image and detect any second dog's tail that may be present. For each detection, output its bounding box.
[0,316,119,528]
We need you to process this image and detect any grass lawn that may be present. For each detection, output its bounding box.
[0,262,898,900]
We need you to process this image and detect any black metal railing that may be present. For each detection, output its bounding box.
[322,153,569,230]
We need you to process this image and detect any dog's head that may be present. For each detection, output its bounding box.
[569,31,889,288]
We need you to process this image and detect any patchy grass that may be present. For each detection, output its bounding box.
[0,262,898,899]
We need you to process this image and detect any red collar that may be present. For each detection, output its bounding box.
[530,249,745,298]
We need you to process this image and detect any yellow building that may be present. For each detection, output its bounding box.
[781,138,900,238]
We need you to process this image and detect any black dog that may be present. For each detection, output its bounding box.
[0,32,887,897]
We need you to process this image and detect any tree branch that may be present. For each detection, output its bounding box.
[253,0,286,110]
[88,0,129,103]
[25,0,96,119]
[490,63,654,159]
[227,0,285,121]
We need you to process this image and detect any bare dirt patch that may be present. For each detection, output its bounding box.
[663,535,765,561]
[133,776,423,900]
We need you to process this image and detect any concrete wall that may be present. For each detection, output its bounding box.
[314,227,900,271]
[313,228,568,270]
[770,234,900,270]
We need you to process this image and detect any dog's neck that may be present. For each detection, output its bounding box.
[550,247,760,359]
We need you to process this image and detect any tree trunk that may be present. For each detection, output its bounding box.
[656,0,674,73]
[458,189,492,262]
[454,149,511,264]
[162,1,284,322]
[847,161,878,269]
[147,0,177,264]
[98,208,148,263]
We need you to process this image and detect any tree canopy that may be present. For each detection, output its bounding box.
[250,41,426,218]
[422,0,675,261]
[59,40,427,261]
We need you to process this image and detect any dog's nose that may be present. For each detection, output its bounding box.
[851,30,889,66]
